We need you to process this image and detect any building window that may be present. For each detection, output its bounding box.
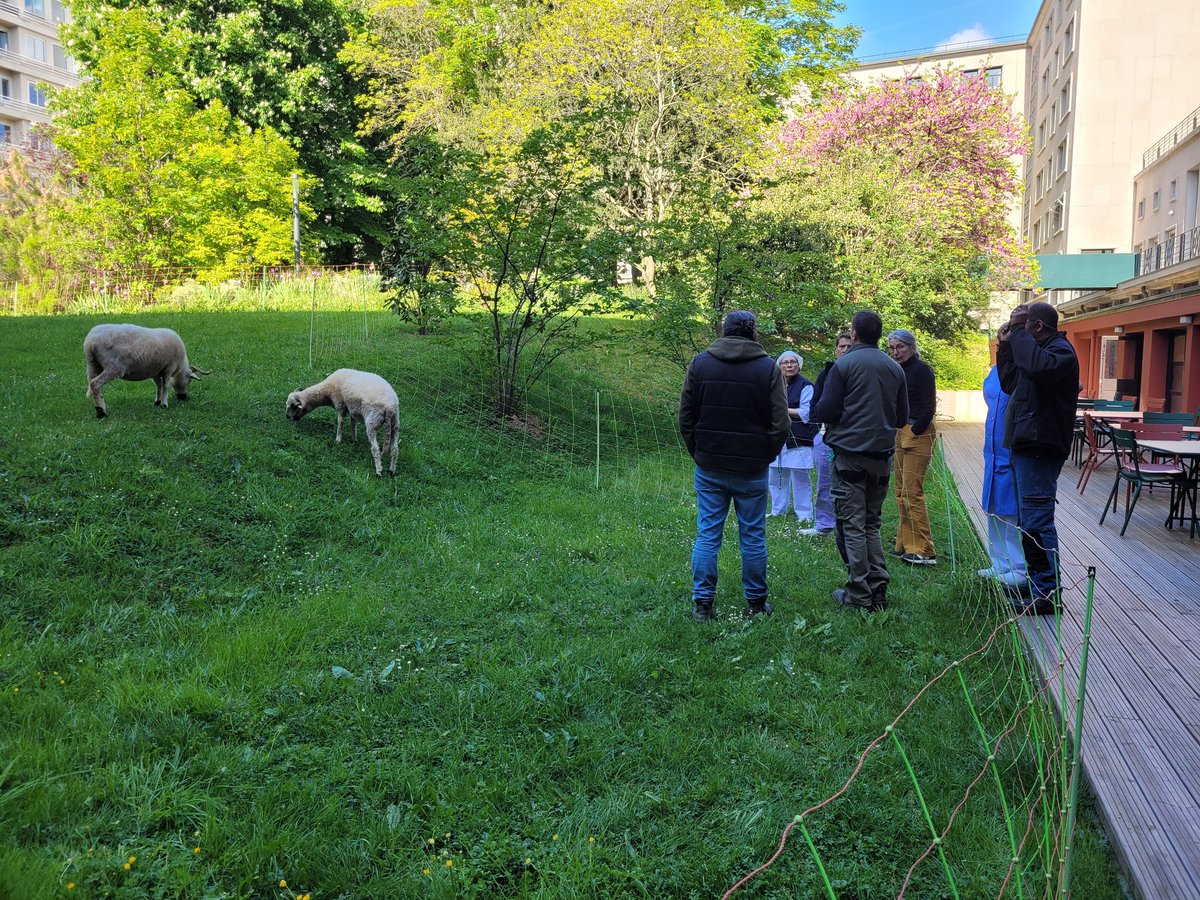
[0,122,10,145]
[1033,221,1042,248]
[1152,189,1161,211]
[51,0,71,24]
[0,29,8,52]
[962,68,978,79]
[1054,49,1061,77]
[1064,19,1075,56]
[28,83,46,106]
[26,36,48,63]
[25,0,45,15]
[0,76,10,99]
[1169,179,1178,201]
[1052,197,1064,234]
[985,66,1002,87]
[1059,79,1071,119]
[51,44,74,73]
[1040,67,1049,100]
[1035,170,1044,199]
[905,76,922,86]
[1137,199,1145,219]
[1037,120,1046,151]
[1055,137,1068,177]
[1050,103,1058,135]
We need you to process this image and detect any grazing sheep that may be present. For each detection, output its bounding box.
[286,369,400,476]
[84,324,211,419]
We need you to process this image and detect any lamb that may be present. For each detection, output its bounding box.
[84,324,211,419]
[286,369,400,476]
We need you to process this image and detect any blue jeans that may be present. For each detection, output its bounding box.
[691,466,769,603]
[1011,450,1066,599]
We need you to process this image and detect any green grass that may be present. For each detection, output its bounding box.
[0,311,1125,898]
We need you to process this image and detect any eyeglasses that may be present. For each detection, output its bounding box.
[887,344,908,353]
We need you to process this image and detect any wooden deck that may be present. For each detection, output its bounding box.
[939,424,1200,900]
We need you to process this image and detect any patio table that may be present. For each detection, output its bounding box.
[1080,410,1142,421]
[1137,439,1200,539]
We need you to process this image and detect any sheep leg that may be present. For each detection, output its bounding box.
[388,417,399,475]
[154,375,168,407]
[335,409,344,443]
[87,370,120,419]
[366,425,383,476]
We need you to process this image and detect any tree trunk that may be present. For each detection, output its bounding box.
[639,254,656,297]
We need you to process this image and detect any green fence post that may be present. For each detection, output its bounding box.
[308,275,316,369]
[1060,566,1097,897]
[595,391,601,489]
[796,817,838,900]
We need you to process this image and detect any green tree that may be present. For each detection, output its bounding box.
[768,69,1035,339]
[49,9,304,278]
[346,0,857,291]
[439,126,621,418]
[63,0,387,260]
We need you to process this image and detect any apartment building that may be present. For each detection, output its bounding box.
[0,0,77,150]
[1058,110,1200,413]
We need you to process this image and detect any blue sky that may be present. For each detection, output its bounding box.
[836,0,1044,61]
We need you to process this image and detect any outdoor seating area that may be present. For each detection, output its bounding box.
[941,423,1200,900]
[1073,404,1200,541]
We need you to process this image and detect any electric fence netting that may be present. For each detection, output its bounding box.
[7,270,1101,897]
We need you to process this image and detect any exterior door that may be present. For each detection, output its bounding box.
[1099,335,1120,400]
[1165,330,1186,412]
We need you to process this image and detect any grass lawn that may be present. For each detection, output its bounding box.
[0,310,1125,898]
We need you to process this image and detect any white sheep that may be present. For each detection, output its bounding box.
[84,324,211,419]
[286,369,400,476]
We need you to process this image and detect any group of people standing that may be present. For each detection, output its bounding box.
[679,301,1078,621]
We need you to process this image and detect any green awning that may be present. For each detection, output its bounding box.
[1035,254,1136,289]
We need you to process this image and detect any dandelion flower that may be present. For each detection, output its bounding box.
[422,868,430,875]
[60,679,65,685]
[128,856,136,864]
[524,857,532,866]
[427,837,435,845]
[123,863,131,871]
[589,836,595,843]
[67,884,75,891]
[194,847,201,854]
[445,859,453,868]
[280,880,287,888]
[552,834,559,841]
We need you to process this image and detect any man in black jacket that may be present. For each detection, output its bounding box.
[679,310,790,621]
[813,310,909,611]
[996,301,1079,615]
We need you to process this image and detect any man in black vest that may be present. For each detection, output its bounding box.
[679,310,790,621]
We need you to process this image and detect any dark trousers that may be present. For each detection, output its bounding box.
[830,451,893,605]
[1011,450,1066,600]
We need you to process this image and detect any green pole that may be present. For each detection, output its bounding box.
[308,276,316,369]
[361,267,369,339]
[889,728,960,898]
[937,433,955,576]
[796,817,838,900]
[1060,567,1097,897]
[595,391,601,489]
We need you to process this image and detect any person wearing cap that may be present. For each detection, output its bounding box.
[679,310,791,622]
[768,351,818,525]
[887,328,938,566]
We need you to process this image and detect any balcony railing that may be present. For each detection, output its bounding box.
[1135,225,1200,277]
[1142,104,1200,170]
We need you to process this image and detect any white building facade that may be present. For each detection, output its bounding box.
[0,0,77,150]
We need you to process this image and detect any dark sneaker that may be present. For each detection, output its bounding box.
[900,553,937,566]
[890,548,905,558]
[692,601,716,622]
[745,600,773,619]
[1002,581,1033,600]
[869,587,889,611]
[832,588,884,612]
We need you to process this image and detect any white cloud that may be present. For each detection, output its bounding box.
[937,23,992,51]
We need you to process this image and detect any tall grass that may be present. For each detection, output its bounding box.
[0,311,1123,898]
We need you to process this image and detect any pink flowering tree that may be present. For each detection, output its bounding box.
[765,68,1035,339]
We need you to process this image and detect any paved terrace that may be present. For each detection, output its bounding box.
[940,424,1200,900]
